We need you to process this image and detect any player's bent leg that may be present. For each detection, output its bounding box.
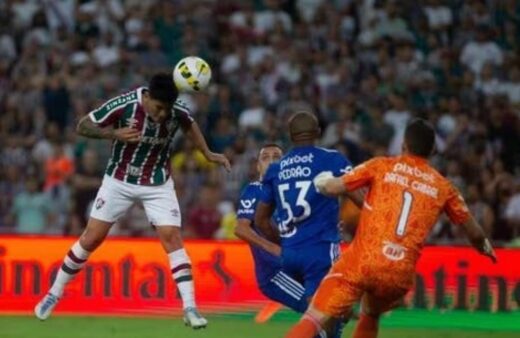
[156,226,207,329]
[255,301,284,323]
[353,313,380,338]
[287,264,360,338]
[261,271,308,313]
[285,306,333,338]
[35,218,112,320]
[353,287,408,338]
[353,294,384,338]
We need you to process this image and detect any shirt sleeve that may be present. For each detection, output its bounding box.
[173,99,195,129]
[444,184,471,225]
[88,91,136,127]
[236,185,257,221]
[258,163,277,204]
[342,157,381,191]
[331,152,353,176]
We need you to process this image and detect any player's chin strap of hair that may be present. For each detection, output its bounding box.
[302,312,328,338]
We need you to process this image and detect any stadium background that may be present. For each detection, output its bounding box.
[0,0,519,337]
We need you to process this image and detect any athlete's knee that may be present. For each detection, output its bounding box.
[157,226,184,252]
[79,219,111,251]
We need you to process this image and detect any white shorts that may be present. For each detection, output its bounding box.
[90,175,182,226]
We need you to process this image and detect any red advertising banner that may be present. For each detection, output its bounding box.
[0,236,518,315]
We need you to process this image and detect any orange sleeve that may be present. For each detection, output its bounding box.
[444,184,471,225]
[342,158,382,191]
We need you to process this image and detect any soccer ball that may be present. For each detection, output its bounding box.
[173,56,212,92]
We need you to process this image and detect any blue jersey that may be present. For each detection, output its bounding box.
[236,181,281,286]
[259,146,352,248]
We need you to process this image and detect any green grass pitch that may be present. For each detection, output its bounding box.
[1,309,519,338]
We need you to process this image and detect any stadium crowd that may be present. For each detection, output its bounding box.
[0,0,519,244]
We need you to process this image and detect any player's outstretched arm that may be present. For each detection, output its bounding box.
[460,216,497,263]
[314,172,348,197]
[76,115,141,142]
[255,201,280,244]
[235,219,281,257]
[185,121,231,172]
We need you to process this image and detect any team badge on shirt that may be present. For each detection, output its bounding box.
[95,198,105,210]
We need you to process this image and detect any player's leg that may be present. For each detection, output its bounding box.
[142,179,207,329]
[155,226,207,329]
[352,287,408,338]
[300,242,341,301]
[35,176,131,320]
[286,258,362,338]
[301,242,345,338]
[260,270,309,313]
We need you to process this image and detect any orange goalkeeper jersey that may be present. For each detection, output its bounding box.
[342,155,470,270]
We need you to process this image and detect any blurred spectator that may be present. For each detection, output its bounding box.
[505,181,520,238]
[460,24,503,75]
[215,201,237,240]
[186,184,222,239]
[384,91,411,155]
[0,165,25,230]
[474,63,501,97]
[70,149,102,234]
[500,65,520,107]
[43,75,71,130]
[423,0,453,32]
[361,105,394,157]
[238,93,266,130]
[10,176,53,234]
[44,140,74,191]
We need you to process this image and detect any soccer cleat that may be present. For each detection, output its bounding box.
[183,307,208,329]
[34,293,60,320]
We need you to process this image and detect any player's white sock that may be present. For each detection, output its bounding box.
[49,241,90,297]
[169,248,196,309]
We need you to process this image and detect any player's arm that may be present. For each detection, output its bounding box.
[460,216,496,263]
[76,115,141,142]
[254,201,280,244]
[77,94,141,142]
[235,218,281,257]
[175,100,230,171]
[315,159,378,197]
[445,186,497,263]
[184,121,231,171]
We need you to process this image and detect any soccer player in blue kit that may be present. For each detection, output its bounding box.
[255,111,363,337]
[235,144,308,314]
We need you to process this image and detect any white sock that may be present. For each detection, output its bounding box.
[49,241,90,297]
[169,248,196,309]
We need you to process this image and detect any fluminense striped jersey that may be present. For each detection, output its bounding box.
[88,87,193,185]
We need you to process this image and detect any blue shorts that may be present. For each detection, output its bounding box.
[259,270,308,313]
[281,241,340,299]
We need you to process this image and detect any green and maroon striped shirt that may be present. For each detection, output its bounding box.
[88,87,193,185]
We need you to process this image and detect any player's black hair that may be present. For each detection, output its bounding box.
[259,143,283,155]
[404,118,436,158]
[148,73,178,105]
[288,111,320,143]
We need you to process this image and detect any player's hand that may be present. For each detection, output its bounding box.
[113,127,141,143]
[480,238,497,264]
[206,152,231,172]
[313,171,334,193]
